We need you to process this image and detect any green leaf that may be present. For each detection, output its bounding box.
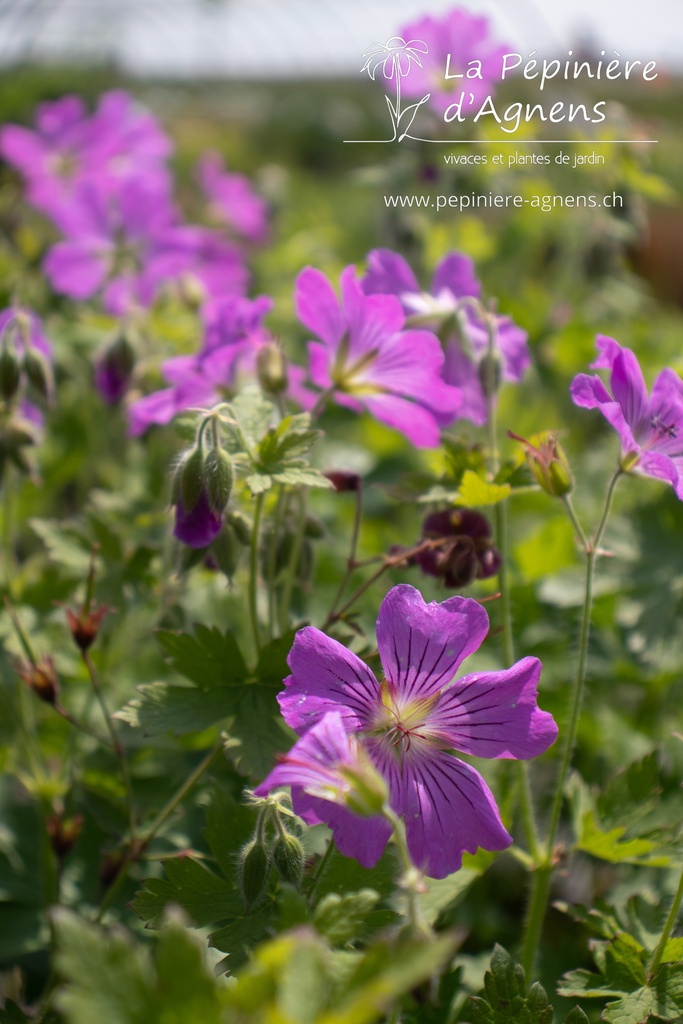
[152,914,228,1024]
[314,846,398,904]
[457,470,511,508]
[313,890,381,946]
[53,909,156,1024]
[468,945,553,1024]
[130,857,241,928]
[29,518,99,575]
[562,1010,590,1024]
[577,810,671,867]
[202,789,257,882]
[53,909,228,1024]
[156,625,249,690]
[209,904,274,972]
[597,752,661,829]
[229,385,275,452]
[224,684,293,778]
[415,850,491,926]
[115,682,236,736]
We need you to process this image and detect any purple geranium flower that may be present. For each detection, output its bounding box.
[274,584,557,878]
[295,266,461,448]
[197,151,269,245]
[362,249,529,426]
[0,91,172,229]
[397,9,510,118]
[571,335,683,499]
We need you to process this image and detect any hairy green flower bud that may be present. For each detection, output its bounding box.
[0,343,21,402]
[256,340,288,394]
[23,347,54,401]
[227,511,251,546]
[509,431,573,498]
[272,832,305,888]
[238,838,271,913]
[176,447,205,513]
[204,446,234,515]
[211,521,240,578]
[478,352,502,400]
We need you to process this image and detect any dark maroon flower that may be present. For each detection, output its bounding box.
[416,508,501,588]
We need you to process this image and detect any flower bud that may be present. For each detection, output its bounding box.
[203,446,234,515]
[256,340,288,394]
[177,446,205,513]
[272,832,305,888]
[238,838,271,913]
[94,329,136,404]
[210,521,240,578]
[17,656,59,705]
[65,602,109,651]
[509,431,573,498]
[324,470,361,493]
[46,812,84,860]
[338,751,390,818]
[478,351,502,399]
[23,347,54,401]
[227,510,251,546]
[0,343,21,402]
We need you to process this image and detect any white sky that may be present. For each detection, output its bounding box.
[0,0,680,76]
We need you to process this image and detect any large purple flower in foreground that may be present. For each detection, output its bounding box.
[267,584,557,878]
[362,248,529,426]
[397,9,510,117]
[295,266,461,447]
[571,335,683,499]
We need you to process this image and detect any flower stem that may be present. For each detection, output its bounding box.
[648,866,683,978]
[520,468,622,977]
[278,490,307,636]
[327,482,364,622]
[96,741,223,922]
[307,836,336,905]
[249,493,265,655]
[266,486,286,641]
[83,649,135,836]
[383,805,428,937]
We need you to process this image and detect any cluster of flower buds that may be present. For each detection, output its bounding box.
[171,414,234,549]
[238,793,306,913]
[0,308,54,482]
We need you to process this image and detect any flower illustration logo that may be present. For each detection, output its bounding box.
[360,36,431,142]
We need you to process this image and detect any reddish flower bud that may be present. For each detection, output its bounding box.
[17,656,59,704]
[324,470,362,492]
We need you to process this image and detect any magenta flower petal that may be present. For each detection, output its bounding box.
[362,393,443,448]
[43,239,109,300]
[280,627,379,735]
[376,585,489,702]
[431,253,481,300]
[173,488,223,548]
[392,748,512,878]
[428,656,558,759]
[362,248,420,298]
[296,267,346,348]
[296,795,392,867]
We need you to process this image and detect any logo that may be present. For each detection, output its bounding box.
[348,35,431,143]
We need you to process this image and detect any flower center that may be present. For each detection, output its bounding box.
[367,679,439,761]
[330,333,383,395]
